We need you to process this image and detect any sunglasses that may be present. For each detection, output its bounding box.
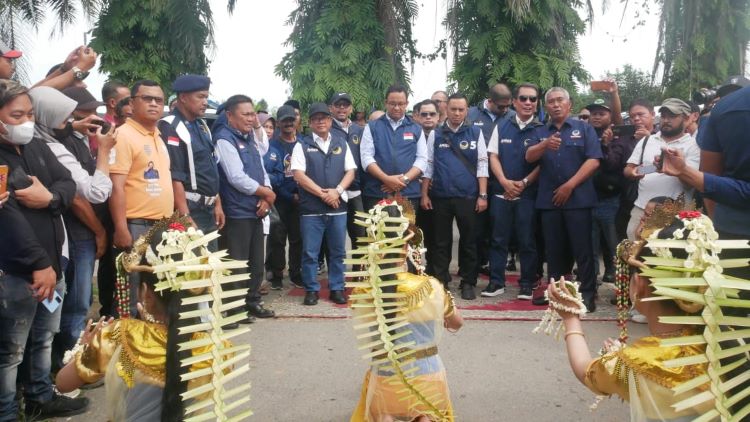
[517,95,537,103]
[133,95,165,105]
[578,115,589,120]
[420,112,437,118]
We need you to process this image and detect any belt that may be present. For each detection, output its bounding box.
[185,191,217,206]
[371,346,438,361]
[127,218,158,226]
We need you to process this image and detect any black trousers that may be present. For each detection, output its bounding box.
[347,195,367,247]
[97,213,116,318]
[266,200,302,283]
[431,197,479,285]
[475,209,491,267]
[540,208,596,301]
[416,206,436,276]
[221,217,265,306]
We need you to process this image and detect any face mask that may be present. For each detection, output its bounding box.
[0,120,35,145]
[53,121,73,139]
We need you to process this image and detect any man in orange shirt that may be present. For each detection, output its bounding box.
[109,80,173,316]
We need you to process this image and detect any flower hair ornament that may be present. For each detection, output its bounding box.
[532,277,587,339]
[116,214,255,421]
[638,212,750,419]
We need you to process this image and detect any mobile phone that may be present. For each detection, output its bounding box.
[611,125,636,139]
[590,80,609,91]
[90,119,112,135]
[655,149,666,171]
[0,165,8,195]
[42,290,63,313]
[639,164,657,175]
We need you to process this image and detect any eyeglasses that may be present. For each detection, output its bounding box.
[386,102,407,109]
[517,95,537,103]
[578,115,589,120]
[420,112,437,118]
[310,115,330,123]
[332,103,351,109]
[133,95,165,105]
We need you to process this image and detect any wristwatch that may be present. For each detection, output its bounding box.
[71,66,89,81]
[479,193,488,200]
[48,192,61,210]
[522,178,529,187]
[401,175,410,184]
[336,185,345,195]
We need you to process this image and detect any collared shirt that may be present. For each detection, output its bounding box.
[215,132,271,196]
[424,122,488,179]
[531,117,603,209]
[334,118,352,134]
[626,132,700,209]
[359,116,428,173]
[110,118,173,219]
[290,132,357,173]
[515,114,534,130]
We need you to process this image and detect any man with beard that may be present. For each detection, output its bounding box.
[623,98,700,240]
[526,87,601,312]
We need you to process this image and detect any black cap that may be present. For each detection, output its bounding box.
[308,102,331,118]
[172,74,211,93]
[62,87,104,110]
[717,75,750,98]
[584,97,611,112]
[329,92,352,105]
[276,105,297,122]
[283,99,301,110]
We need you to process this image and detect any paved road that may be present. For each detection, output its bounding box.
[64,318,645,421]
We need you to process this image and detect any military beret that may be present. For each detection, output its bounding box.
[172,74,211,93]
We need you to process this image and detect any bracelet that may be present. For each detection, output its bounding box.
[564,330,586,340]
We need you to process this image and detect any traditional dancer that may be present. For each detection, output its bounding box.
[55,216,253,421]
[539,198,750,421]
[348,199,463,422]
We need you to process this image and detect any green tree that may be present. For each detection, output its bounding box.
[254,98,269,112]
[653,0,750,98]
[275,0,419,112]
[607,64,662,108]
[446,0,592,104]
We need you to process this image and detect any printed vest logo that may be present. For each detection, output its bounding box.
[351,135,360,145]
[571,129,582,139]
[167,136,180,147]
[459,140,470,150]
[269,152,278,161]
[331,145,343,155]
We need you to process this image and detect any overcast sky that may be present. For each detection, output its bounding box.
[22,1,662,109]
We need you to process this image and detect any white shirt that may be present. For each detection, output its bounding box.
[45,138,112,204]
[424,122,488,179]
[290,132,357,209]
[359,115,428,174]
[626,132,701,209]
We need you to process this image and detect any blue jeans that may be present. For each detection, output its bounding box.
[592,196,619,278]
[188,200,218,251]
[53,236,96,370]
[0,274,65,420]
[489,196,538,289]
[300,214,347,292]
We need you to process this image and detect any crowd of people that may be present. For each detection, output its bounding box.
[1,39,749,420]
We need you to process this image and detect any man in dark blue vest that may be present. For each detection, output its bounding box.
[214,95,276,320]
[159,75,225,251]
[291,103,357,306]
[484,83,542,300]
[421,93,488,300]
[329,91,366,248]
[264,105,303,290]
[468,83,517,276]
[360,85,427,212]
[526,87,602,312]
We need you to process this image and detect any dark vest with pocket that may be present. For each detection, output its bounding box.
[298,133,349,215]
[430,124,481,199]
[216,127,265,219]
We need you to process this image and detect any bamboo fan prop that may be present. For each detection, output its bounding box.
[639,213,750,421]
[151,225,253,421]
[345,200,452,421]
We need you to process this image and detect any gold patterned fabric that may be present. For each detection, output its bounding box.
[585,331,711,420]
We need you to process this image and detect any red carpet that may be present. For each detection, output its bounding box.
[286,278,351,307]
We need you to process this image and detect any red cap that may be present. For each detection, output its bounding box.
[0,40,22,59]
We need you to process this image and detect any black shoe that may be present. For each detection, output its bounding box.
[460,283,476,300]
[480,284,505,297]
[602,273,615,284]
[517,287,533,300]
[25,393,90,419]
[290,278,305,289]
[329,290,347,304]
[248,303,275,318]
[271,279,283,290]
[584,298,596,313]
[303,291,319,306]
[506,259,517,272]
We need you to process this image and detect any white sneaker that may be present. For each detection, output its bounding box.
[480,285,505,297]
[58,388,81,399]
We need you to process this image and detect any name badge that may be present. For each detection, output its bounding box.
[500,138,512,144]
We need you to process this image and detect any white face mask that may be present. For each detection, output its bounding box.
[0,120,35,145]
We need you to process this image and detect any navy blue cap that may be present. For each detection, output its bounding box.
[172,74,211,93]
[308,102,331,118]
[283,99,301,110]
[276,105,297,122]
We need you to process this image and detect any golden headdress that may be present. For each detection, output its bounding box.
[115,214,254,421]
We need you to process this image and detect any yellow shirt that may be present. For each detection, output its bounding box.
[110,118,173,219]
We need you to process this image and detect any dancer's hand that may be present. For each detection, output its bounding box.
[547,278,583,320]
